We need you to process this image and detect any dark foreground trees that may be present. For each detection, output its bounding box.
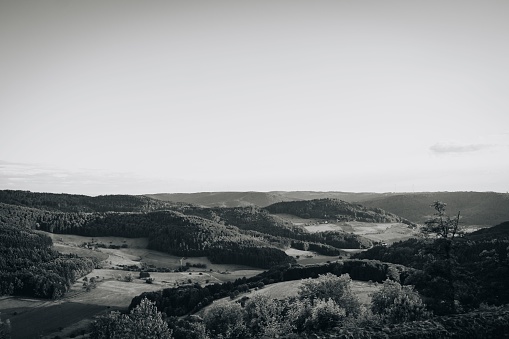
[199,273,430,338]
[91,298,173,339]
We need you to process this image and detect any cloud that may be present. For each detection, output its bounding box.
[429,142,492,154]
[0,160,196,196]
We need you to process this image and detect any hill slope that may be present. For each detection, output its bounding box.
[0,189,185,213]
[146,191,296,208]
[359,192,509,226]
[146,191,509,227]
[265,198,415,225]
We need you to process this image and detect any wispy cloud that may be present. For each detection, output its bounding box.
[0,160,195,196]
[429,142,492,154]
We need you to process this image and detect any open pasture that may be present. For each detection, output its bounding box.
[285,248,343,265]
[273,214,417,244]
[302,221,418,245]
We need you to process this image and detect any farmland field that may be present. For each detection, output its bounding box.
[273,214,418,245]
[0,233,264,339]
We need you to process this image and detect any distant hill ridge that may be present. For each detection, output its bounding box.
[0,189,186,213]
[148,191,509,226]
[359,191,509,226]
[146,191,297,208]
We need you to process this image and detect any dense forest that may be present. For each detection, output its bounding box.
[265,198,416,225]
[0,189,185,213]
[0,223,97,299]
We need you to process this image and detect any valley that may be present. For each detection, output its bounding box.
[1,190,508,338]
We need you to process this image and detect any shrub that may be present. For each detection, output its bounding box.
[299,273,361,316]
[371,279,431,323]
[91,298,172,339]
[203,302,246,339]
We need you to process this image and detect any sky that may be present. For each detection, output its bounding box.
[1,0,508,195]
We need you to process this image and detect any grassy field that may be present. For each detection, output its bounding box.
[274,214,418,245]
[304,221,417,244]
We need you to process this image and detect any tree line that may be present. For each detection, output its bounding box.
[264,198,416,225]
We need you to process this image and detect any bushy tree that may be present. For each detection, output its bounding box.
[167,316,208,339]
[307,298,346,330]
[371,279,431,323]
[423,201,461,244]
[299,273,361,316]
[91,297,172,339]
[243,295,294,337]
[203,302,246,339]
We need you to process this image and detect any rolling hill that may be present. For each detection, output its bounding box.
[264,198,416,226]
[0,189,186,213]
[146,191,296,208]
[358,192,509,226]
[147,191,509,226]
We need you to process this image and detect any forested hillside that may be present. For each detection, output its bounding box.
[359,192,509,226]
[147,191,509,227]
[0,189,184,213]
[146,191,295,208]
[265,198,415,225]
[0,203,294,269]
[0,223,97,299]
[181,206,372,250]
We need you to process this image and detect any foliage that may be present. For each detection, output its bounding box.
[243,295,295,337]
[299,273,361,316]
[371,279,431,323]
[359,236,509,313]
[422,201,462,241]
[332,305,509,339]
[306,298,346,331]
[203,302,246,339]
[91,297,172,339]
[167,316,208,339]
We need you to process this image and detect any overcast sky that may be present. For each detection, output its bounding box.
[1,0,508,195]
